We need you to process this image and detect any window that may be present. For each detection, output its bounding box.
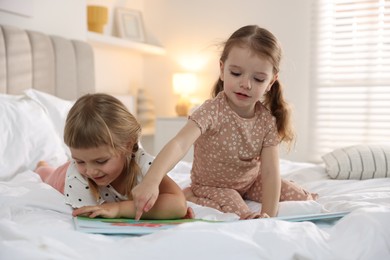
[310,0,390,161]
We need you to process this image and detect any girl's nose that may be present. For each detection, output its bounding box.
[84,165,97,176]
[239,75,252,90]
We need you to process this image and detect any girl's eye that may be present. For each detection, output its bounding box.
[254,78,265,83]
[75,161,84,165]
[96,160,108,165]
[230,71,241,77]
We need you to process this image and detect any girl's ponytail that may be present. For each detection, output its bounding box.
[125,142,141,199]
[264,79,295,149]
[212,78,224,98]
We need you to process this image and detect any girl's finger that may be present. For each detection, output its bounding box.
[143,194,157,213]
[89,209,105,218]
[73,206,96,216]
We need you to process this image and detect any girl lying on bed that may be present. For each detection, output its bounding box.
[132,25,318,220]
[35,93,189,220]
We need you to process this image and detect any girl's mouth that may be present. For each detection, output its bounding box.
[235,92,250,98]
[92,175,105,181]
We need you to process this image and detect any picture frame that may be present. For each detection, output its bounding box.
[115,8,146,42]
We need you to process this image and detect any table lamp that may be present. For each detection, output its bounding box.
[172,73,197,116]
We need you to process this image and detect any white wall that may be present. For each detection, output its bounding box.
[0,0,313,161]
[0,0,87,40]
[142,0,312,161]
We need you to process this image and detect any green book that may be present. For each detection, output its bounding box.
[73,216,220,235]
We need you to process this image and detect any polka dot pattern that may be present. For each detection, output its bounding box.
[64,147,154,208]
[189,92,279,189]
[188,92,316,218]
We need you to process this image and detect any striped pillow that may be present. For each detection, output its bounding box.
[322,145,390,180]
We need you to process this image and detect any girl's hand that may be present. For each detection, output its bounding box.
[131,180,160,220]
[240,212,270,220]
[72,202,121,218]
[260,213,270,218]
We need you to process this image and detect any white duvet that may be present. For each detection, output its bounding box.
[1,160,389,260]
[1,91,389,259]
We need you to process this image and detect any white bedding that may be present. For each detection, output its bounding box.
[1,90,390,260]
[1,161,390,260]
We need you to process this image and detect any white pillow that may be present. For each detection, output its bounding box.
[322,145,390,180]
[0,94,68,180]
[24,89,74,158]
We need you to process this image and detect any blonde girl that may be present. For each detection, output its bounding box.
[35,93,187,219]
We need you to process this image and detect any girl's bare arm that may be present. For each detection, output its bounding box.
[259,145,281,217]
[72,175,187,219]
[132,120,201,220]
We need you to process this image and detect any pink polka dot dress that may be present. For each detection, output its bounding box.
[188,92,316,218]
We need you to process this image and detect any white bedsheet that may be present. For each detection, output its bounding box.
[1,160,390,260]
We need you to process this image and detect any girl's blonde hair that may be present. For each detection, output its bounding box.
[212,25,295,149]
[64,93,142,200]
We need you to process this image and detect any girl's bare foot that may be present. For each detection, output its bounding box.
[35,160,48,171]
[182,207,195,219]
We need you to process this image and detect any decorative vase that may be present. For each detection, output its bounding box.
[137,88,156,128]
[87,6,108,34]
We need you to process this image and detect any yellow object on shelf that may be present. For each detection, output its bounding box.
[87,6,108,34]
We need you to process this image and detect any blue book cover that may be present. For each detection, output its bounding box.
[74,211,350,235]
[275,211,350,222]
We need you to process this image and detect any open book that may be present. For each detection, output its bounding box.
[275,211,349,222]
[73,217,218,235]
[73,211,349,235]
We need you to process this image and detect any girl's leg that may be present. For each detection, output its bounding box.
[279,179,318,201]
[35,161,70,194]
[187,185,259,219]
[244,174,318,202]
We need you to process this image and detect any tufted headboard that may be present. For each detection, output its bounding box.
[0,24,95,99]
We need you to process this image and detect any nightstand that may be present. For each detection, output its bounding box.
[154,117,193,162]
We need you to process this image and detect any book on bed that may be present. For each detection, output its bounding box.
[74,211,350,235]
[275,211,350,222]
[73,216,219,235]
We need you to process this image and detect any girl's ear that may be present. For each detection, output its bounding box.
[219,60,224,81]
[267,74,278,92]
[126,141,135,153]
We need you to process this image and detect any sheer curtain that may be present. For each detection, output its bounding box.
[309,0,390,161]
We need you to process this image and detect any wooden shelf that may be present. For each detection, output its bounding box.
[87,32,166,56]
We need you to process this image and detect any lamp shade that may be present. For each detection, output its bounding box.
[172,73,197,96]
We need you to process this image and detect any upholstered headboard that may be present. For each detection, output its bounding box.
[0,24,95,99]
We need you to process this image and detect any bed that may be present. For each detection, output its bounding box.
[1,24,390,260]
